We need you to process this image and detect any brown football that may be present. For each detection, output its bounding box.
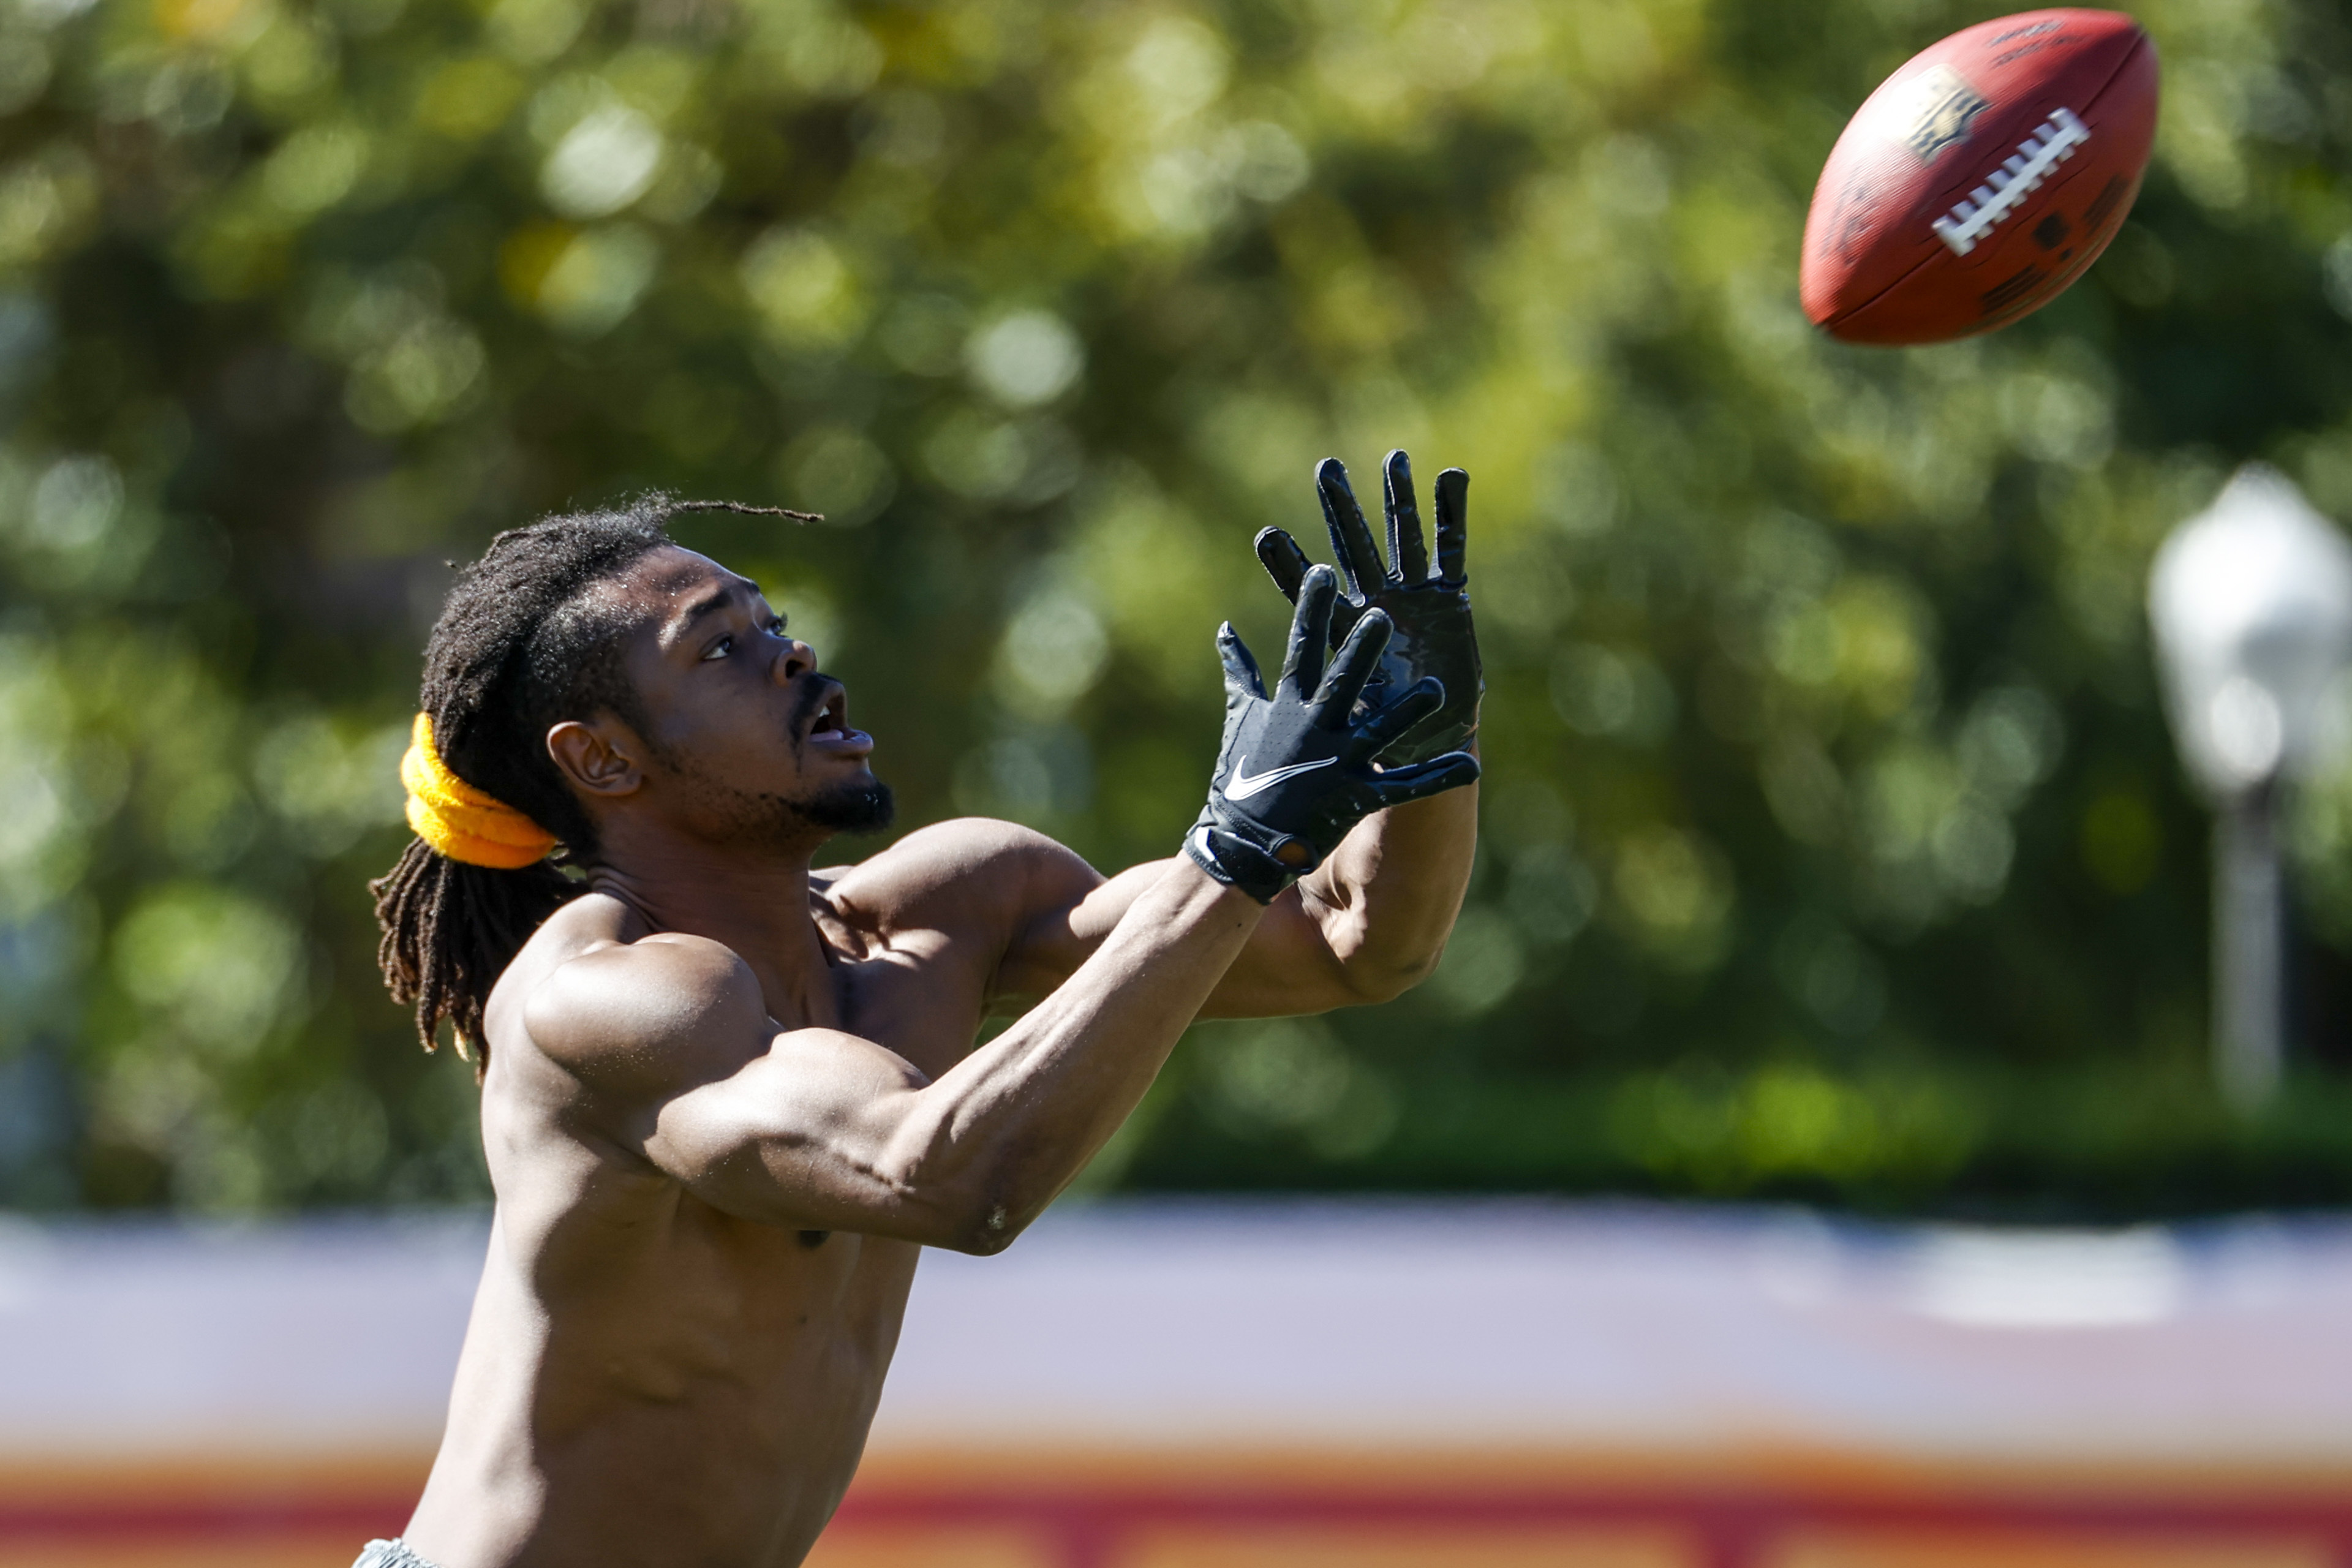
[1800,9,2159,345]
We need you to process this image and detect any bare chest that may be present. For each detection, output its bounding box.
[801,916,1001,1081]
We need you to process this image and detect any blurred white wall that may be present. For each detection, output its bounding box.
[2,1200,2348,1470]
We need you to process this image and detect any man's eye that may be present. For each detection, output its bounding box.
[769,616,788,635]
[701,636,733,662]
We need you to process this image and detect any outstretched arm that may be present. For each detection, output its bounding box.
[1003,451,1483,1017]
[1033,775,1476,1017]
[535,858,1259,1256]
[532,581,1451,1251]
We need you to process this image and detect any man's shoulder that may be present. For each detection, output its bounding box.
[510,902,767,1091]
[821,817,1101,930]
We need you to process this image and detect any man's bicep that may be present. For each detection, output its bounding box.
[641,1030,965,1242]
[837,817,1109,1012]
[986,840,1126,1005]
[527,942,966,1243]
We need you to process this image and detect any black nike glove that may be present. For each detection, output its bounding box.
[1185,564,1482,904]
[1255,451,1481,765]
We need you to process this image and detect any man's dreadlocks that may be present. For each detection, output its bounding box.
[371,496,814,1069]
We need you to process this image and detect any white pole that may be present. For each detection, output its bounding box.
[2212,787,2284,1112]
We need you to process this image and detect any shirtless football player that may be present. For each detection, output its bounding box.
[356,452,1483,1568]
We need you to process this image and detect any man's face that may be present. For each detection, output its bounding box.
[595,545,892,850]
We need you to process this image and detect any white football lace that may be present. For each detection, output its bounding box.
[1931,107,2090,257]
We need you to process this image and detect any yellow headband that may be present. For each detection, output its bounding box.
[400,713,559,870]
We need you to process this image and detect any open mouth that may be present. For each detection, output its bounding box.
[804,684,858,746]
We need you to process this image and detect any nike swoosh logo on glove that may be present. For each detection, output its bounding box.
[1226,756,1336,800]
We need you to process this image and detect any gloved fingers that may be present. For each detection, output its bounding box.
[1315,457,1388,598]
[1258,526,1367,639]
[1254,527,1313,605]
[1354,676,1445,756]
[1368,748,1481,807]
[1433,467,1469,582]
[1216,621,1269,702]
[1384,450,1430,583]
[1278,565,1339,697]
[1312,608,1393,725]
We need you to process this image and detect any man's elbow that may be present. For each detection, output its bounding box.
[911,1188,1033,1256]
[1336,946,1443,1006]
[884,1144,1037,1256]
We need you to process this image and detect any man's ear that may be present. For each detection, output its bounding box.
[546,718,645,800]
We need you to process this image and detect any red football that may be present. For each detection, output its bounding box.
[1800,9,2159,345]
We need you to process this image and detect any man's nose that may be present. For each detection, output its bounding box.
[774,638,816,684]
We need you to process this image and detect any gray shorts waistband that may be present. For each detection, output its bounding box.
[355,1540,443,1568]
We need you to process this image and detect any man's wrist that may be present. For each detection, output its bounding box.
[1183,821,1296,905]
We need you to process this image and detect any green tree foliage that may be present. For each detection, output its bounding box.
[8,0,2352,1215]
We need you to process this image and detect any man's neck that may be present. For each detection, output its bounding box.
[584,825,835,1022]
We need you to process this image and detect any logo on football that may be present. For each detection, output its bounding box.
[1898,64,1992,162]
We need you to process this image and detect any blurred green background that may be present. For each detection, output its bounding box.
[8,0,2352,1218]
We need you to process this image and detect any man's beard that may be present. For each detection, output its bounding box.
[671,763,895,850]
[791,777,896,834]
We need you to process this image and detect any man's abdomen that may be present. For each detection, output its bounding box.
[410,1198,922,1567]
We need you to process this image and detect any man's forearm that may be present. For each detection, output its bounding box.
[1303,760,1479,1000]
[894,861,1259,1251]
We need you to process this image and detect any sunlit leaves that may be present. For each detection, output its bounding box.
[777,421,892,526]
[993,581,1107,722]
[413,55,523,141]
[301,265,486,429]
[737,0,880,100]
[252,713,407,857]
[0,635,93,922]
[262,120,368,214]
[113,883,302,1052]
[965,309,1083,409]
[0,143,95,273]
[739,225,864,349]
[513,222,658,336]
[6,0,2352,1214]
[540,102,658,216]
[1610,1058,1980,1193]
[0,32,51,113]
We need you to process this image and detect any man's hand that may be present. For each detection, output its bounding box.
[1185,564,1480,903]
[1255,451,1481,764]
